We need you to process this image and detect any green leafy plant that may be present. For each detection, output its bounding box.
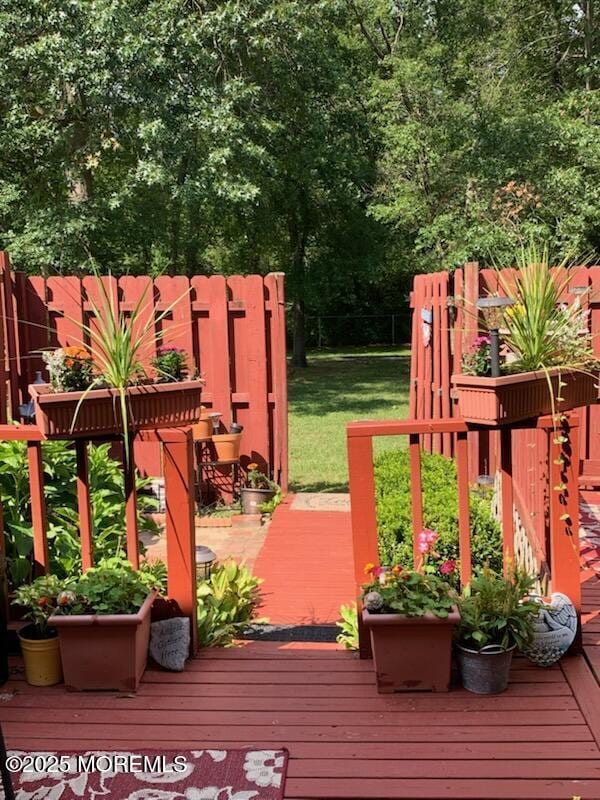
[12,574,66,638]
[43,346,95,392]
[362,563,455,618]
[245,462,282,514]
[0,438,159,587]
[375,449,502,575]
[54,558,161,616]
[456,566,538,651]
[151,347,189,383]
[196,560,263,647]
[497,244,597,374]
[336,602,359,650]
[259,490,282,514]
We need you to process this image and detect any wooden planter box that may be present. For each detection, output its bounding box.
[451,368,598,426]
[49,592,156,691]
[363,607,459,693]
[30,380,203,438]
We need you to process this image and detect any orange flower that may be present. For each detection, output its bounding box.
[391,565,403,575]
[364,562,376,575]
[62,346,92,368]
[247,462,259,471]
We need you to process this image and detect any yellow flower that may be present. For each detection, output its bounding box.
[364,563,375,575]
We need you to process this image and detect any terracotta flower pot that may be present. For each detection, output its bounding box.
[451,368,598,426]
[363,607,460,693]
[30,381,203,439]
[18,626,63,687]
[49,592,156,692]
[240,487,276,515]
[211,432,242,462]
[192,416,213,440]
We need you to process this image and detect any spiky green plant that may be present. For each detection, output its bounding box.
[495,243,596,373]
[66,274,191,461]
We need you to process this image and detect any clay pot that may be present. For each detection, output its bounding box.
[451,368,597,426]
[240,487,276,515]
[49,592,156,692]
[18,626,63,686]
[211,433,242,462]
[363,607,460,693]
[192,417,213,440]
[30,381,203,439]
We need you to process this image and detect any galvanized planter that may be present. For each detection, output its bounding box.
[457,643,516,694]
[241,487,276,515]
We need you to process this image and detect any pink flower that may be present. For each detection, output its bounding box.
[417,529,438,554]
[474,335,491,347]
[440,560,456,575]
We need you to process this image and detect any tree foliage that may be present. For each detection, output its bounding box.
[1,1,599,358]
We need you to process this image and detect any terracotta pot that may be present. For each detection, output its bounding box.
[363,607,460,693]
[241,487,276,515]
[211,433,241,462]
[18,627,63,686]
[49,592,156,692]
[30,381,203,439]
[451,368,598,426]
[192,416,213,440]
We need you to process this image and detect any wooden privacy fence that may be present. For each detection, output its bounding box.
[0,252,288,490]
[347,414,582,658]
[409,261,600,574]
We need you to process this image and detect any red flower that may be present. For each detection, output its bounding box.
[440,560,457,576]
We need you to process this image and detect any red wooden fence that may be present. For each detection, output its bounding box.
[0,252,288,490]
[409,262,600,572]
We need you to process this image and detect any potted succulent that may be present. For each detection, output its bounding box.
[49,559,159,692]
[30,277,203,455]
[240,463,280,515]
[456,566,538,694]
[12,574,65,686]
[452,245,599,425]
[361,530,459,693]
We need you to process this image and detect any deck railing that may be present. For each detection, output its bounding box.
[347,414,582,658]
[1,424,199,653]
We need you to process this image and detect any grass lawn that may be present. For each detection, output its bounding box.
[288,346,411,492]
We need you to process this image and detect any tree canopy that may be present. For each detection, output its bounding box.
[0,1,599,361]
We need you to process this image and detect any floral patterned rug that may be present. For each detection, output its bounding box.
[580,499,600,572]
[4,749,288,800]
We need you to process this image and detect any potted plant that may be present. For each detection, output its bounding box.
[361,530,459,693]
[49,559,159,691]
[240,463,280,515]
[452,245,599,425]
[456,566,538,694]
[12,574,65,686]
[30,277,203,455]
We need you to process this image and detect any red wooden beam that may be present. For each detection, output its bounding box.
[0,425,42,441]
[162,429,198,655]
[346,433,378,659]
[27,441,48,575]
[347,418,468,438]
[75,440,94,571]
[499,427,514,569]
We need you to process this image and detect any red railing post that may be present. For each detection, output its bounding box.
[547,413,582,650]
[27,440,48,575]
[75,440,94,571]
[161,429,198,655]
[499,426,514,569]
[347,428,379,659]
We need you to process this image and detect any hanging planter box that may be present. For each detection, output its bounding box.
[30,380,203,439]
[363,607,459,693]
[49,591,156,691]
[451,368,598,426]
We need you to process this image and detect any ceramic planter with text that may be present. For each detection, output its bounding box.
[363,606,460,692]
[452,368,598,426]
[50,591,156,691]
[31,380,203,439]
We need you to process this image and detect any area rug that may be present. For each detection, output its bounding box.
[4,749,289,800]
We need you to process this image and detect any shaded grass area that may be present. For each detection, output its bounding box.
[288,346,411,492]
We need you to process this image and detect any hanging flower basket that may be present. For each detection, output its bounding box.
[451,368,598,426]
[30,380,203,439]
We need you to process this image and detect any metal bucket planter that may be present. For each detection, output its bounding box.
[240,487,276,515]
[457,643,516,694]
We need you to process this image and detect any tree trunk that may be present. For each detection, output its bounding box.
[292,299,307,368]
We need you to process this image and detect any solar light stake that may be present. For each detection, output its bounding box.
[476,296,515,379]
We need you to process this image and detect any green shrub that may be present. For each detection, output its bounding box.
[375,449,502,575]
[196,560,263,647]
[336,602,358,650]
[0,439,159,587]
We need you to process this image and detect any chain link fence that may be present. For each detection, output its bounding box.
[305,313,411,348]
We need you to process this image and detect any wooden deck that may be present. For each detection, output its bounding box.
[3,501,600,799]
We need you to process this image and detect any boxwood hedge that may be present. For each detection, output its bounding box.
[375,449,502,574]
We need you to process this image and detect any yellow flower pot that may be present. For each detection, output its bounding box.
[18,630,63,686]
